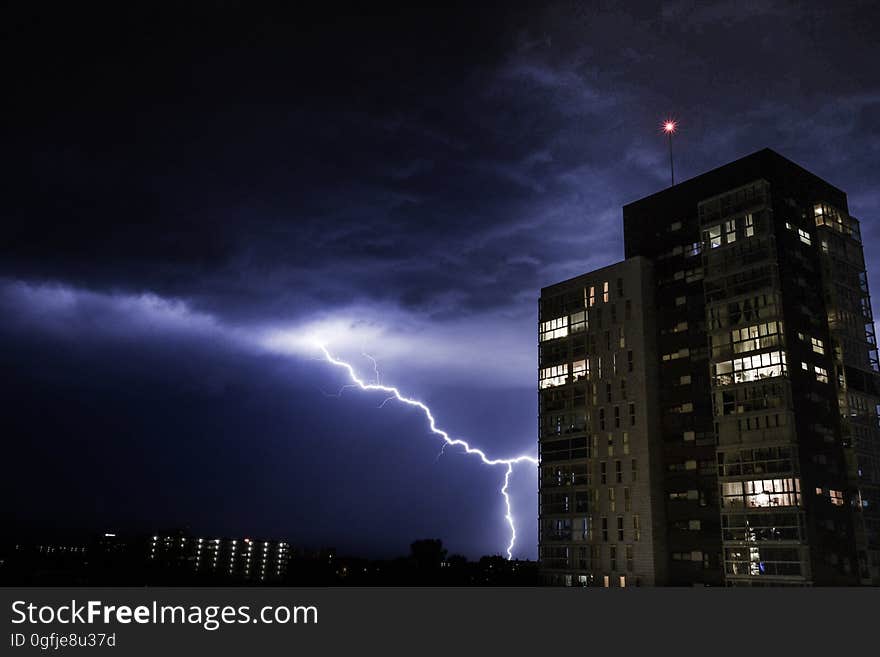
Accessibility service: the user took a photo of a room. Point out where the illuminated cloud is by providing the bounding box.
[1,278,537,389]
[0,279,225,342]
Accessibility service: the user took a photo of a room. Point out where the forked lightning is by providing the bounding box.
[317,343,537,559]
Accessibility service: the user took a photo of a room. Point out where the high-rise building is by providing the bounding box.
[538,148,880,586]
[539,259,666,586]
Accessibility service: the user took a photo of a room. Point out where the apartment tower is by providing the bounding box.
[538,148,880,586]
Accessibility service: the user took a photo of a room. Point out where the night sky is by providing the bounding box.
[2,2,879,559]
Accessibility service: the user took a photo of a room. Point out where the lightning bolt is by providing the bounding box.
[362,350,381,385]
[316,343,537,559]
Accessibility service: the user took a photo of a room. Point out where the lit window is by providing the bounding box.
[570,311,587,333]
[811,337,824,355]
[540,316,568,342]
[712,351,786,386]
[662,347,690,362]
[730,321,782,354]
[744,213,755,237]
[725,219,736,243]
[589,286,596,307]
[721,478,801,508]
[603,281,609,303]
[798,228,812,246]
[540,364,569,388]
[815,366,829,383]
[829,490,844,506]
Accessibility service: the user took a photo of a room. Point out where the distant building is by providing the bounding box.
[0,530,305,585]
[148,531,290,582]
[539,148,880,586]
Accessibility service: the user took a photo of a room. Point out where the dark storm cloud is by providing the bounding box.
[2,1,879,557]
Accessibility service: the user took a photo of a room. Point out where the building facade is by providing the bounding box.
[539,148,880,585]
[539,258,667,586]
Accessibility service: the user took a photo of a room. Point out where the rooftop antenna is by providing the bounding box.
[662,118,677,186]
